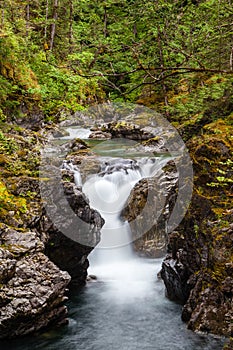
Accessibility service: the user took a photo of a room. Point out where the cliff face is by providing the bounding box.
[161,200,233,337]
[160,122,233,337]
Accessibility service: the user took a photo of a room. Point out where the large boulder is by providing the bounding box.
[39,176,104,286]
[100,121,155,140]
[0,224,71,339]
[122,160,178,257]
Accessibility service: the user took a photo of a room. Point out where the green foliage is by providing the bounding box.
[207,159,233,188]
[0,131,18,154]
[0,180,27,217]
[0,0,233,119]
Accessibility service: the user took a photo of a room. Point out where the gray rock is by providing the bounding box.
[39,178,104,286]
[88,131,112,139]
[122,161,178,257]
[0,231,71,339]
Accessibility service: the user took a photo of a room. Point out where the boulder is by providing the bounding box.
[39,177,104,286]
[122,161,178,257]
[88,131,112,139]
[100,121,155,140]
[0,225,70,339]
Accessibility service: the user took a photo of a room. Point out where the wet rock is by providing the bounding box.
[99,158,139,176]
[87,274,97,281]
[122,161,178,257]
[39,177,104,286]
[100,121,155,140]
[160,255,192,303]
[53,129,70,138]
[88,131,112,139]
[137,136,167,153]
[0,225,70,339]
[68,138,88,152]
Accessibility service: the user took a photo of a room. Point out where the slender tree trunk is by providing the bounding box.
[26,3,30,37]
[50,0,58,51]
[133,22,137,39]
[217,0,222,70]
[104,6,107,38]
[1,8,4,29]
[157,28,169,111]
[69,0,73,51]
[230,46,233,71]
[44,0,49,40]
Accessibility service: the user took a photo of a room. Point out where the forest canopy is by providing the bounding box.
[0,0,233,122]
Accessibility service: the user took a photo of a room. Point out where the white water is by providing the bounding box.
[82,158,162,252]
[81,157,169,300]
[60,127,92,140]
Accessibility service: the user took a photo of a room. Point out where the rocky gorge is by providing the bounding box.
[0,115,232,349]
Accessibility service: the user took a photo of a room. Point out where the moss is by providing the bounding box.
[142,136,161,146]
[0,180,27,218]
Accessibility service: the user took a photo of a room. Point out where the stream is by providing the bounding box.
[0,127,224,350]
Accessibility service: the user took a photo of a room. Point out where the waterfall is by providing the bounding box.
[77,157,169,288]
[82,162,141,265]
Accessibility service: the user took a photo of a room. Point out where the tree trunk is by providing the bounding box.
[104,6,107,38]
[50,0,58,51]
[69,0,73,51]
[0,0,4,29]
[44,0,49,40]
[230,46,233,71]
[133,22,137,39]
[157,28,169,111]
[26,3,30,37]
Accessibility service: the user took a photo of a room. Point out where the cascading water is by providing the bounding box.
[80,156,169,299]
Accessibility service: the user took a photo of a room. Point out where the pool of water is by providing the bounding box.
[0,259,224,350]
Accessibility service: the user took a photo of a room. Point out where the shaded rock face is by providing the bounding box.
[161,197,233,337]
[159,125,233,339]
[160,194,214,303]
[0,224,71,339]
[122,161,178,258]
[161,252,192,303]
[181,211,233,337]
[39,179,104,286]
